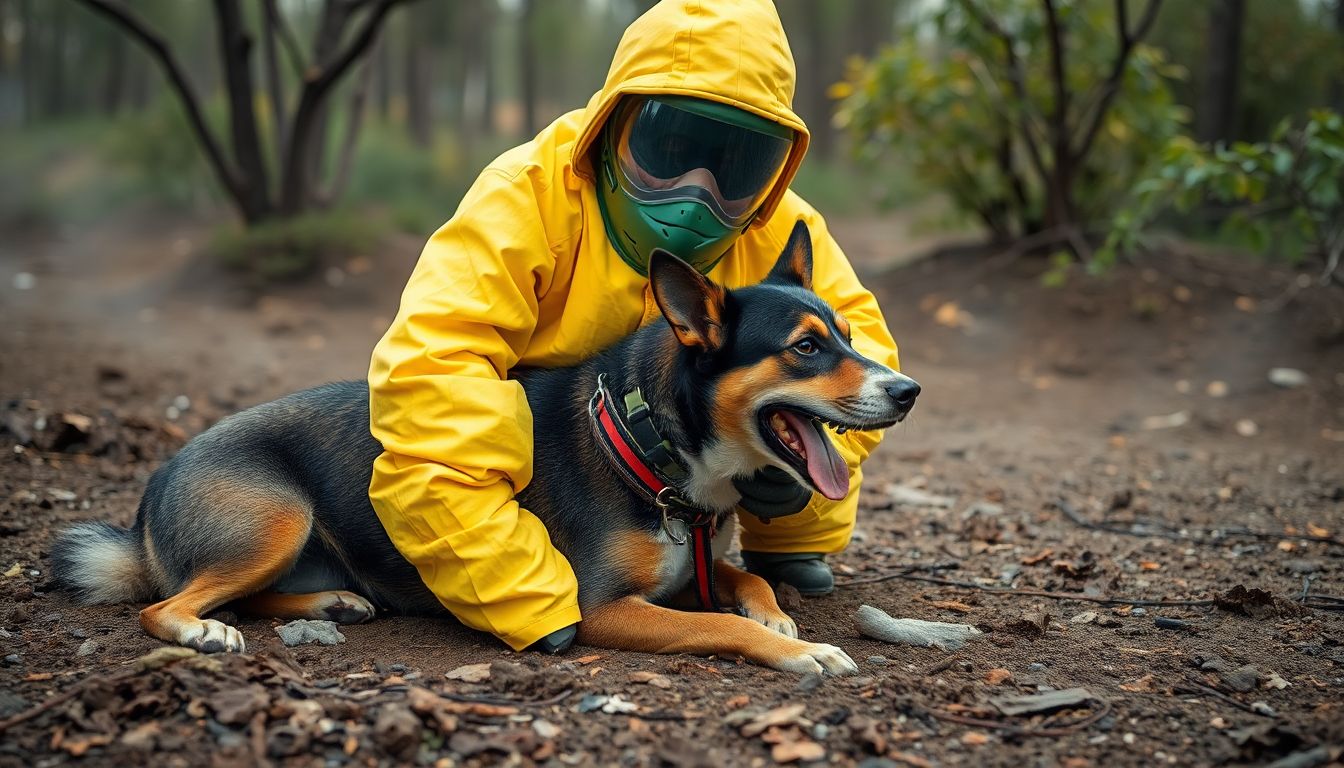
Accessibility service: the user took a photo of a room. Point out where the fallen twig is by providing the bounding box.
[1174,676,1272,717]
[1056,499,1344,550]
[443,688,575,708]
[927,698,1112,737]
[834,561,962,587]
[844,571,1216,608]
[0,668,140,733]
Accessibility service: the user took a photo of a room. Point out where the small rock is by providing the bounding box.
[855,605,981,650]
[796,672,823,692]
[275,619,345,646]
[1235,419,1259,437]
[444,662,492,683]
[1206,381,1229,397]
[775,582,805,613]
[1070,611,1098,625]
[1261,672,1290,690]
[1153,617,1191,631]
[628,671,672,689]
[1250,701,1276,717]
[866,655,888,666]
[68,628,88,639]
[1131,607,1147,616]
[533,718,560,739]
[1027,663,1047,672]
[75,638,98,657]
[1283,559,1323,575]
[1268,368,1308,388]
[811,723,830,740]
[12,273,36,290]
[1221,665,1259,693]
[0,690,29,718]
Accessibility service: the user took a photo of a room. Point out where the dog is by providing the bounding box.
[52,221,919,676]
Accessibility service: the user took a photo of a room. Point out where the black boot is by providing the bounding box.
[528,624,577,654]
[741,551,834,596]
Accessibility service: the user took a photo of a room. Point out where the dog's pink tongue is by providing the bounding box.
[779,410,849,501]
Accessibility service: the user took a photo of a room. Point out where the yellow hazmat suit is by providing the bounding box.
[368,0,901,649]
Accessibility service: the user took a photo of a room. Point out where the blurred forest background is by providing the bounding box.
[0,0,1342,282]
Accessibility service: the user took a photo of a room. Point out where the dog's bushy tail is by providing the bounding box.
[51,522,156,604]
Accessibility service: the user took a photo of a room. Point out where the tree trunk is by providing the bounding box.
[304,0,354,205]
[101,24,127,115]
[1196,0,1245,143]
[213,0,272,222]
[44,2,66,117]
[375,16,392,120]
[800,0,835,160]
[479,0,495,136]
[19,0,36,124]
[1329,0,1344,113]
[850,0,896,60]
[404,3,432,147]
[260,0,288,161]
[519,0,537,137]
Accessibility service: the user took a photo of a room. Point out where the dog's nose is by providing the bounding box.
[885,378,920,410]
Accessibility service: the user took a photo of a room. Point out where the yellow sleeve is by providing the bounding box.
[367,167,582,650]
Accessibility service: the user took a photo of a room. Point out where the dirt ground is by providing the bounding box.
[2,212,1342,767]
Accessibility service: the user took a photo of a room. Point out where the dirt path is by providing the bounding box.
[1,217,1342,766]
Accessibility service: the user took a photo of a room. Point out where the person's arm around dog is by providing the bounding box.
[367,170,581,653]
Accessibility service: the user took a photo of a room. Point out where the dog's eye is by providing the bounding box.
[792,338,819,356]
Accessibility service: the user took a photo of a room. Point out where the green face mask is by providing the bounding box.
[596,96,794,275]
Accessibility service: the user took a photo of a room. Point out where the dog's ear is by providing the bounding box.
[766,220,813,290]
[649,249,727,352]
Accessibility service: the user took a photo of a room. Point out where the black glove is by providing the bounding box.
[732,466,812,522]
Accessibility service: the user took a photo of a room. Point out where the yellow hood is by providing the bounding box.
[570,0,811,226]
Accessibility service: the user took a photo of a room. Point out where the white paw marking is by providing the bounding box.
[774,642,857,676]
[179,619,245,653]
[744,607,798,639]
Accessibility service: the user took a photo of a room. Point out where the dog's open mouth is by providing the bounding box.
[759,407,853,501]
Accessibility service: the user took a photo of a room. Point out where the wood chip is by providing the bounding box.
[574,654,602,665]
[990,687,1095,716]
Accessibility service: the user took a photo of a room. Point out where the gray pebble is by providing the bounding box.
[3,654,20,666]
[275,619,345,647]
[1221,665,1259,693]
[69,628,88,639]
[866,655,889,665]
[1154,616,1190,630]
[1027,662,1047,672]
[796,672,823,692]
[1250,701,1276,717]
[1130,607,1147,616]
[75,638,98,657]
[811,723,830,740]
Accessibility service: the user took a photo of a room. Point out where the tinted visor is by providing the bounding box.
[614,98,793,226]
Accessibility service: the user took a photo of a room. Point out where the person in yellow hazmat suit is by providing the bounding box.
[367,0,903,653]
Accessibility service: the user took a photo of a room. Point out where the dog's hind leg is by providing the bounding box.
[576,596,857,676]
[139,508,310,653]
[232,590,375,624]
[713,561,798,638]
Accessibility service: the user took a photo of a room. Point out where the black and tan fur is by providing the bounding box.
[52,221,919,676]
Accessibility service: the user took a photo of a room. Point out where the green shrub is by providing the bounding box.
[210,209,385,284]
[1104,109,1344,280]
[836,0,1187,246]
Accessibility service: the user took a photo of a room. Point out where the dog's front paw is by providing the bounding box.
[318,591,376,624]
[179,619,245,653]
[742,606,798,638]
[772,641,857,677]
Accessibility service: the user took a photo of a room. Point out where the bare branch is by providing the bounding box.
[259,0,288,157]
[70,0,245,209]
[1072,0,1164,162]
[280,0,413,213]
[957,0,1050,186]
[263,0,308,77]
[318,37,379,205]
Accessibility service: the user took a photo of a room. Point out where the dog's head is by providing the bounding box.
[650,221,919,502]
